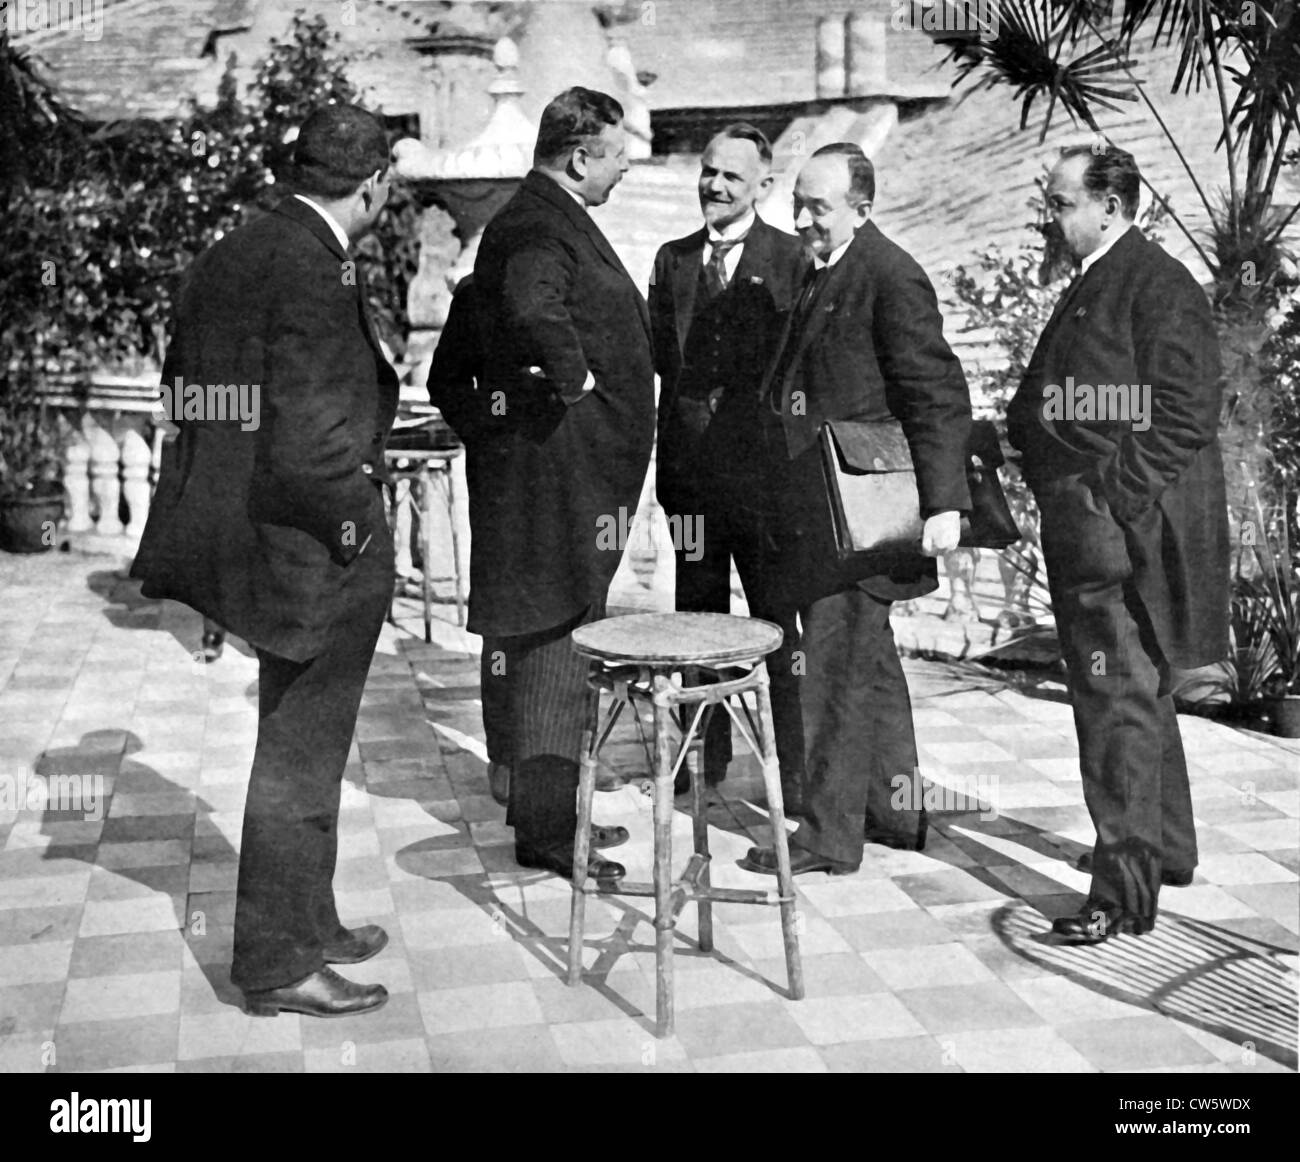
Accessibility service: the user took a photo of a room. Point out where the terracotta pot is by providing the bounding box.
[1267,694,1300,739]
[0,491,64,553]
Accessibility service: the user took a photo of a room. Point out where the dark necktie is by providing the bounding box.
[794,263,828,319]
[703,233,747,297]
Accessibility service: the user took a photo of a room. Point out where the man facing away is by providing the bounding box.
[454,87,656,881]
[1007,144,1229,943]
[742,144,972,876]
[649,123,807,806]
[132,105,398,1016]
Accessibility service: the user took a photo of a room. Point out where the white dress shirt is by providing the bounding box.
[703,209,756,283]
[1080,222,1133,276]
[813,235,854,271]
[293,194,350,251]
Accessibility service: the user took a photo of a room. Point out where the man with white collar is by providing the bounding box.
[133,105,398,1016]
[650,124,807,805]
[741,143,972,876]
[465,87,655,884]
[1007,144,1229,944]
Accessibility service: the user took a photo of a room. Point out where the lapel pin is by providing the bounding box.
[1074,307,1088,318]
[749,275,764,284]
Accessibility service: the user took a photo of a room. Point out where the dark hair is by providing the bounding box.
[1058,143,1141,218]
[811,142,875,206]
[713,122,773,165]
[533,86,624,168]
[289,104,389,199]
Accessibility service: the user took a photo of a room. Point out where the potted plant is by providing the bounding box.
[0,399,65,553]
[1238,484,1300,737]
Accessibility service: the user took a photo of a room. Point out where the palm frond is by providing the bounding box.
[937,1,1140,140]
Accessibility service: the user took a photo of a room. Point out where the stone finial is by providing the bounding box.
[392,35,534,181]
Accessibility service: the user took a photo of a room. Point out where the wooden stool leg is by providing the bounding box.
[652,675,677,1037]
[445,461,466,627]
[420,466,434,644]
[689,700,713,953]
[567,701,600,986]
[754,663,804,1001]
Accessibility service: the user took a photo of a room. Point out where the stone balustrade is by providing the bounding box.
[39,376,161,543]
[33,378,1050,657]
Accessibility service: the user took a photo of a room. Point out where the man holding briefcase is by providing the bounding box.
[741,144,972,876]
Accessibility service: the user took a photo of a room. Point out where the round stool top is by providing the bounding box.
[572,612,783,666]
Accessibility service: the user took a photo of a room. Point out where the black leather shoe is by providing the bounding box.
[488,761,511,807]
[201,629,224,663]
[1051,904,1155,945]
[516,843,625,882]
[864,815,928,852]
[322,924,388,965]
[738,845,858,876]
[1074,851,1194,887]
[590,824,628,850]
[245,967,388,1018]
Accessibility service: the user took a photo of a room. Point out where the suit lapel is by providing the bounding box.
[524,172,653,342]
[672,231,705,354]
[732,218,773,286]
[771,227,864,401]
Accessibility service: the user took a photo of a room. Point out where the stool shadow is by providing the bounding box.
[391,832,787,1033]
[990,899,1298,1070]
[30,728,243,1012]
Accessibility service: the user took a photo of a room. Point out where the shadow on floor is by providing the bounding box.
[993,900,1299,1070]
[32,728,243,1012]
[87,569,255,667]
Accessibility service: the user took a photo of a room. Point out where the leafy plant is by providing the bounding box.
[1239,481,1300,696]
[935,0,1300,308]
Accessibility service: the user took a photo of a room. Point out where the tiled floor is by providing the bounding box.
[0,548,1296,1073]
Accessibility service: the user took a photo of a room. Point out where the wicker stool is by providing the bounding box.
[567,612,804,1037]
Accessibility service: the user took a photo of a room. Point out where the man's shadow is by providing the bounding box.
[33,729,242,1009]
[88,569,255,666]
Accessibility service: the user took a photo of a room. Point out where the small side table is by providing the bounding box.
[567,612,805,1037]
[384,447,466,639]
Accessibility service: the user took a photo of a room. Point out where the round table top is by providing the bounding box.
[571,612,783,666]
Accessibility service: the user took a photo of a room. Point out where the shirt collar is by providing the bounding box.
[814,236,854,270]
[706,209,756,246]
[294,194,350,252]
[1080,222,1133,276]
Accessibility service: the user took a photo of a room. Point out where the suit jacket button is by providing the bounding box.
[361,463,374,476]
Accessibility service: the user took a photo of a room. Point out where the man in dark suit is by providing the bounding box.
[132,106,397,1016]
[442,87,655,881]
[741,143,972,876]
[649,123,807,805]
[1007,144,1229,943]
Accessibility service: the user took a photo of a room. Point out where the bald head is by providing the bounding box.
[792,147,874,259]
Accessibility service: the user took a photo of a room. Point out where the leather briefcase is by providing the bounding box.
[818,418,1020,562]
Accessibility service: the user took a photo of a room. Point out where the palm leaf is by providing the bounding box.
[937,1,1140,140]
